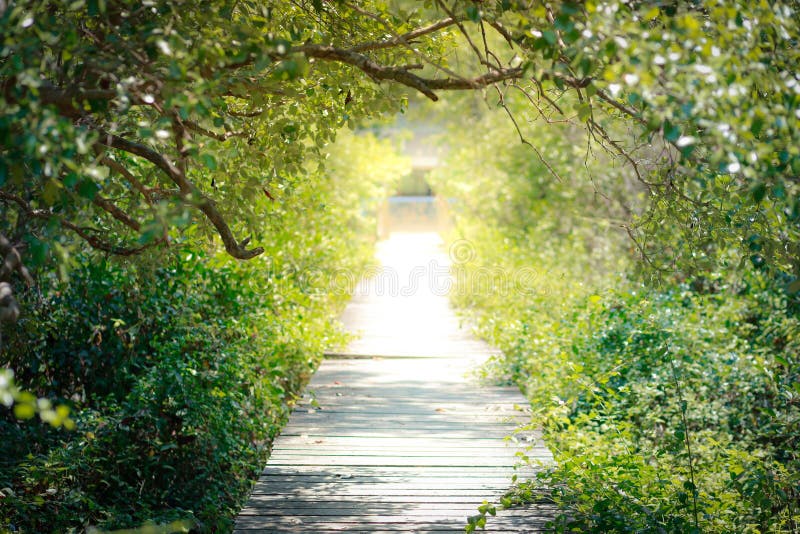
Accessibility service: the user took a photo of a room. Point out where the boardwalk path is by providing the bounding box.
[235,233,554,533]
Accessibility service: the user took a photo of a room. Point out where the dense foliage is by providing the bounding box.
[488,0,800,275]
[0,0,450,262]
[429,66,799,532]
[0,132,406,532]
[3,0,797,270]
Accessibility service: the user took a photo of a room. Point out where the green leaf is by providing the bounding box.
[63,172,78,188]
[202,154,218,170]
[578,58,593,77]
[750,254,765,268]
[14,403,35,420]
[575,103,592,122]
[787,279,800,294]
[663,121,680,142]
[750,117,764,137]
[77,179,100,200]
[751,182,767,203]
[42,179,61,205]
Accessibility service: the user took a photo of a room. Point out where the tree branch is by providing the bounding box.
[99,156,157,204]
[183,119,246,142]
[0,234,33,286]
[350,17,460,52]
[298,44,523,101]
[426,67,524,90]
[595,88,648,126]
[343,3,471,85]
[0,190,161,256]
[434,0,492,69]
[300,44,439,100]
[95,130,264,259]
[36,83,116,118]
[0,233,33,334]
[91,194,142,231]
[494,85,563,182]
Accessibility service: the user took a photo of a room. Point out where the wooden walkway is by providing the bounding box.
[235,233,554,533]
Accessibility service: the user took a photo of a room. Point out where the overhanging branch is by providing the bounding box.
[95,130,264,259]
[91,194,142,231]
[298,44,523,100]
[0,190,161,256]
[350,17,460,52]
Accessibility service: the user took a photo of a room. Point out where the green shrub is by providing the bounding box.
[0,130,406,532]
[430,81,799,533]
[451,230,799,531]
[0,254,331,531]
[520,281,799,532]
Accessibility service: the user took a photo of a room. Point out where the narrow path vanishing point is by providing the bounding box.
[235,233,555,533]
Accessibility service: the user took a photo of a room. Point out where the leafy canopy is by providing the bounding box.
[1,0,798,276]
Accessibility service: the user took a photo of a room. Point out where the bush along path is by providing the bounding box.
[0,131,407,532]
[235,233,555,533]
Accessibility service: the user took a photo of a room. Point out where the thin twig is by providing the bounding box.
[350,17,461,52]
[493,85,563,182]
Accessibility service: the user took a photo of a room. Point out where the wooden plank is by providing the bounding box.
[268,449,524,457]
[261,461,543,468]
[283,409,524,419]
[235,526,550,534]
[235,520,554,533]
[297,388,523,398]
[272,436,544,446]
[265,459,521,468]
[253,492,520,500]
[246,495,508,504]
[268,448,532,456]
[294,405,529,415]
[252,478,535,488]
[277,428,523,438]
[236,511,553,524]
[235,517,557,531]
[286,411,526,420]
[291,407,529,416]
[251,479,521,489]
[265,450,542,459]
[240,506,497,516]
[278,425,523,433]
[258,466,542,478]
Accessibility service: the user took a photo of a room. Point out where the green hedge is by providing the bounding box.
[0,130,406,532]
[448,226,799,532]
[0,253,339,532]
[428,84,799,533]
